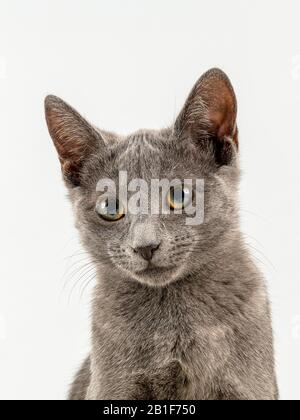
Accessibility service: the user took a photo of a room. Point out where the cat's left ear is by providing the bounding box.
[175,68,238,165]
[45,95,105,187]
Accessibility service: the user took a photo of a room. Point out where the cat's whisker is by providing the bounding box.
[67,265,97,304]
[243,234,276,271]
[239,208,266,222]
[62,260,96,293]
[79,273,97,300]
[63,250,91,261]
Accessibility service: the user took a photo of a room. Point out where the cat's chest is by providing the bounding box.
[102,299,197,367]
[129,303,227,375]
[132,312,230,399]
[150,316,229,370]
[100,289,231,374]
[151,314,195,361]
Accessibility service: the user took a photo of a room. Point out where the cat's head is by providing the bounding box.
[45,68,240,287]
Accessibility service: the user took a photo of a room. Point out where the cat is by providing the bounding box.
[45,68,278,400]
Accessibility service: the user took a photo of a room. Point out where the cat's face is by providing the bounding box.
[45,68,240,287]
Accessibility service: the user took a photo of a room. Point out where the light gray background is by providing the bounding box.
[0,0,299,400]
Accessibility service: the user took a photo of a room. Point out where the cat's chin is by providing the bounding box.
[132,265,179,287]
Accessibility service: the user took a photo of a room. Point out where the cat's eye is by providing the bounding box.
[96,197,125,221]
[167,185,192,210]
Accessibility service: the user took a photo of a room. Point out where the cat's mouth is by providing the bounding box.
[132,263,178,286]
[137,263,174,278]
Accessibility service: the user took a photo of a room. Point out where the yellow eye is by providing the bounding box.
[96,197,125,221]
[167,185,192,210]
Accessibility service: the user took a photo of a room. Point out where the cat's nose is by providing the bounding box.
[133,243,160,261]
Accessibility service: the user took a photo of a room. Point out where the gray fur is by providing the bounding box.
[45,68,278,400]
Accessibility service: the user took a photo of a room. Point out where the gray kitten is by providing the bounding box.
[45,68,278,400]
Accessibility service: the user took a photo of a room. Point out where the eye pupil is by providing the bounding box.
[168,185,191,210]
[96,197,124,221]
[171,187,185,203]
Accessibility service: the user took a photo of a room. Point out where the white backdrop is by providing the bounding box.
[0,0,299,400]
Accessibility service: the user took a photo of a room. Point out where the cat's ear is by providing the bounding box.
[175,68,238,165]
[45,95,104,186]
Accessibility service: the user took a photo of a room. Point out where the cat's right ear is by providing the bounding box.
[174,68,238,165]
[45,95,104,187]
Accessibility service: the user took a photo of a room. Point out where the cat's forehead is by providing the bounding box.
[101,128,211,182]
[113,129,169,179]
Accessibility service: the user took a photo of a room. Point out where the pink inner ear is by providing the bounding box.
[207,90,238,148]
[211,108,236,141]
[175,69,238,150]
